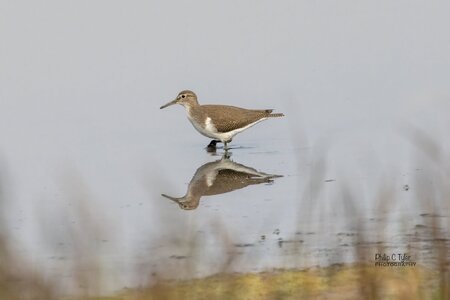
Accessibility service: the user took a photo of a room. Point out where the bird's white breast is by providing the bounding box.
[204,117,217,133]
[187,115,219,139]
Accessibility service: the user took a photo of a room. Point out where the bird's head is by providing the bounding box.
[161,193,199,210]
[160,90,198,109]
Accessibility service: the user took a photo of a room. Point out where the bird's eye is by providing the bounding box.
[181,95,186,98]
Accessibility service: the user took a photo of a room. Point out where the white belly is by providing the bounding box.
[188,116,218,139]
[188,115,267,142]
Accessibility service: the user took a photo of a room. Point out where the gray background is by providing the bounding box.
[1,0,449,294]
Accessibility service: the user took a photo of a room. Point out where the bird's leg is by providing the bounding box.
[223,139,232,151]
[206,140,220,152]
[207,140,219,147]
[223,151,231,159]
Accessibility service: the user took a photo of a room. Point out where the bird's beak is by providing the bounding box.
[160,98,178,109]
[162,194,191,210]
[161,194,181,203]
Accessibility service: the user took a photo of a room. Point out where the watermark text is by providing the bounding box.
[374,253,416,267]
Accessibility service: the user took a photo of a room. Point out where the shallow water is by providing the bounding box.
[1,100,449,294]
[1,1,450,295]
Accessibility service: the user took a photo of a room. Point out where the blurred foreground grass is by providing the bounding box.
[112,264,439,300]
[0,129,449,299]
[0,256,445,299]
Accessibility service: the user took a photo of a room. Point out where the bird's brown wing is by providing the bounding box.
[201,105,275,133]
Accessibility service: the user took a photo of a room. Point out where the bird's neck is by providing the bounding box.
[185,103,200,117]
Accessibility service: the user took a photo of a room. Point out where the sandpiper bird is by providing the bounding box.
[160,90,284,149]
[162,154,282,210]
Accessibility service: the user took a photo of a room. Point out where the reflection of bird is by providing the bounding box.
[160,90,284,150]
[162,155,282,210]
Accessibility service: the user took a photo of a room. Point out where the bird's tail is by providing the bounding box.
[262,109,284,118]
[268,112,285,118]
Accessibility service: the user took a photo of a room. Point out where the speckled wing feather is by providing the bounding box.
[204,169,273,195]
[201,105,284,133]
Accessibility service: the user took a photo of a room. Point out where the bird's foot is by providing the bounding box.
[222,151,232,159]
[206,140,221,152]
